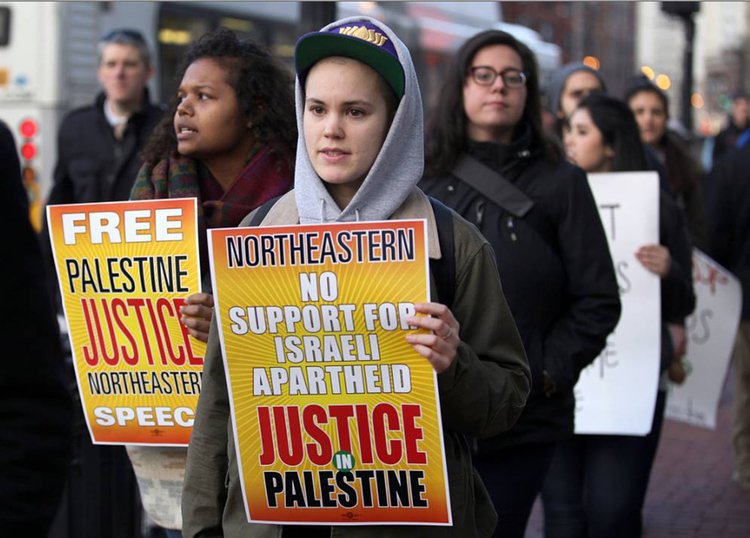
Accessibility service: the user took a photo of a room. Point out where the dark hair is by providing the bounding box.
[141,28,296,166]
[625,80,669,121]
[576,93,648,172]
[424,30,562,178]
[624,80,702,193]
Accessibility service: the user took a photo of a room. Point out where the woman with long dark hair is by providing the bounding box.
[420,30,622,538]
[626,80,706,250]
[542,93,695,538]
[128,28,296,537]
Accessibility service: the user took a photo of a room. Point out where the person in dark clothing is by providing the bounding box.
[544,62,607,141]
[712,91,749,166]
[47,30,163,205]
[705,141,750,491]
[626,80,707,251]
[182,17,530,538]
[42,29,163,538]
[420,30,621,538]
[543,93,696,538]
[0,121,73,537]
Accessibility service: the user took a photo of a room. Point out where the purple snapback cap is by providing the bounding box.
[295,21,405,99]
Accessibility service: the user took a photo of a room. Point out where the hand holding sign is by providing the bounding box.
[665,250,743,429]
[209,220,451,525]
[636,244,671,277]
[180,292,214,343]
[667,323,688,385]
[405,302,460,374]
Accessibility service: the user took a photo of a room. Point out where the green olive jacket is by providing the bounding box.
[182,189,531,538]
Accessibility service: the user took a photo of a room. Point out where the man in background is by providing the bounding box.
[43,28,163,538]
[706,140,750,492]
[46,28,162,205]
[712,91,750,165]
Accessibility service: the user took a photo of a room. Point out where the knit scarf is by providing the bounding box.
[131,146,293,275]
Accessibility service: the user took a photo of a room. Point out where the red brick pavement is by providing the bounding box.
[525,373,750,537]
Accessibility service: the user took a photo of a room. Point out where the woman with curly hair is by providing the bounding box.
[128,27,296,537]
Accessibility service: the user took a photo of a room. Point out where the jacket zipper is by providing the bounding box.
[507,216,517,241]
[475,200,485,226]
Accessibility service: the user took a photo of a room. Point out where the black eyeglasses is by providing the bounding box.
[469,66,527,89]
[100,28,147,44]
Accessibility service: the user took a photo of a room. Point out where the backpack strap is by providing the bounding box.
[452,154,534,217]
[248,195,283,227]
[428,196,456,309]
[452,154,560,259]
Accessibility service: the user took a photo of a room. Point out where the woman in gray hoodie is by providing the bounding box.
[181,16,530,538]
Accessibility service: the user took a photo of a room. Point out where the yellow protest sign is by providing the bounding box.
[47,198,205,445]
[209,220,451,525]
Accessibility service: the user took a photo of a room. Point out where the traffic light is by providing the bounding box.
[660,2,701,18]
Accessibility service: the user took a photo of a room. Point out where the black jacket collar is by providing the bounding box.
[466,121,538,180]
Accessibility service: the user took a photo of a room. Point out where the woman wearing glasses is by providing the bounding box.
[420,30,622,538]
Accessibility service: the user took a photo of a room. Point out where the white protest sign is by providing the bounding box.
[574,172,661,435]
[665,250,742,429]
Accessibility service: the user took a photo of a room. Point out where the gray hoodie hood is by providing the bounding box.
[293,16,424,224]
[545,62,607,116]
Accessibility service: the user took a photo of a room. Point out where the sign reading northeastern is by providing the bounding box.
[209,220,451,526]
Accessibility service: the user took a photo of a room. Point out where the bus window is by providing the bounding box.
[0,7,10,46]
[157,3,297,102]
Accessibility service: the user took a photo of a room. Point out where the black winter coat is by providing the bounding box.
[712,120,747,165]
[47,91,163,204]
[41,91,163,311]
[0,122,72,536]
[706,142,750,319]
[658,191,697,371]
[420,127,621,448]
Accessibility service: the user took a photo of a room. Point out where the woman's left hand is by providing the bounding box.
[635,244,672,278]
[180,292,214,343]
[405,302,460,374]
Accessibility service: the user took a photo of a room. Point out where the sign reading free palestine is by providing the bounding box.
[47,198,205,446]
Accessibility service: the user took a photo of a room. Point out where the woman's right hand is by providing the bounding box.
[180,292,214,343]
[635,244,672,278]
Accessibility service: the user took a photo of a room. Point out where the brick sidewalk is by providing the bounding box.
[525,373,750,537]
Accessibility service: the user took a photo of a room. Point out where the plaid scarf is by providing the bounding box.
[131,146,293,274]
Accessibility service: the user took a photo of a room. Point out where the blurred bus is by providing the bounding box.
[0,1,559,229]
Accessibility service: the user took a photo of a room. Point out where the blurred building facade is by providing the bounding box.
[637,2,750,136]
[695,2,750,135]
[500,1,637,98]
